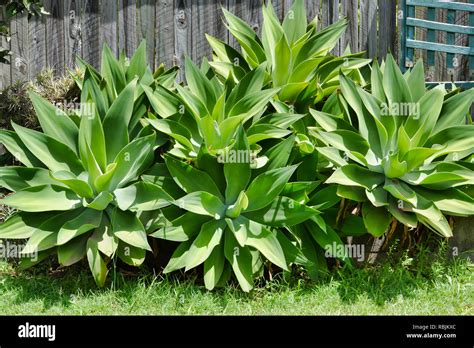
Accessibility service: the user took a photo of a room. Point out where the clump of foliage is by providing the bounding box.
[0,0,472,292]
[310,55,474,238]
[0,68,79,131]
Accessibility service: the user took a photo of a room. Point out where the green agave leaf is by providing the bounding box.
[264,135,295,170]
[185,57,216,114]
[86,235,108,287]
[205,34,249,71]
[173,191,226,220]
[50,171,94,199]
[245,164,298,212]
[412,187,474,216]
[28,91,78,153]
[382,53,412,104]
[101,43,126,97]
[337,185,367,202]
[247,124,291,145]
[117,240,146,266]
[244,221,288,271]
[164,240,193,273]
[341,215,367,237]
[0,212,55,239]
[110,208,151,251]
[434,88,474,132]
[0,130,45,168]
[84,191,114,211]
[12,123,84,174]
[282,0,307,44]
[21,210,82,254]
[126,40,147,81]
[362,203,392,237]
[227,88,279,118]
[165,155,224,200]
[185,219,226,271]
[78,106,107,172]
[406,59,425,102]
[305,220,349,262]
[114,182,172,211]
[102,78,138,162]
[273,33,292,87]
[143,84,181,118]
[107,133,156,190]
[224,229,254,292]
[146,118,194,151]
[204,243,226,290]
[57,208,103,245]
[58,234,88,266]
[224,126,251,204]
[244,196,319,227]
[0,167,58,192]
[1,185,81,212]
[326,165,385,190]
[150,212,210,242]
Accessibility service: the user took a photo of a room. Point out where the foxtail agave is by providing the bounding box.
[0,43,172,286]
[310,54,474,237]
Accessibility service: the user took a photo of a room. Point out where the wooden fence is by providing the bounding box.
[0,0,402,89]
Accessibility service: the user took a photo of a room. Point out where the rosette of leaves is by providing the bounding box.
[150,127,321,291]
[143,57,303,160]
[0,76,171,287]
[73,41,178,140]
[206,0,370,107]
[310,54,474,238]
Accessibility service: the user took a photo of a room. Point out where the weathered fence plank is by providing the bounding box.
[118,0,138,59]
[137,0,156,70]
[9,14,29,82]
[192,0,227,66]
[155,0,175,69]
[65,0,82,69]
[82,0,100,69]
[44,0,65,74]
[100,0,119,58]
[1,0,471,91]
[174,0,192,82]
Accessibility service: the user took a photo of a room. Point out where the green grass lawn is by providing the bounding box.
[0,251,472,315]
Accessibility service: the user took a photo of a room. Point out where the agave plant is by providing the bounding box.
[143,57,303,160]
[74,41,178,139]
[310,54,474,238]
[150,127,321,291]
[0,45,173,286]
[206,0,370,108]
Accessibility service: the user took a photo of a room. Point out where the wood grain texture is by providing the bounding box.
[343,0,358,54]
[82,0,100,68]
[137,0,155,70]
[378,0,397,61]
[360,0,377,58]
[118,0,138,59]
[0,8,11,89]
[100,0,119,58]
[44,0,65,74]
[10,14,29,82]
[155,0,175,68]
[65,0,82,69]
[174,0,192,82]
[192,0,227,65]
[28,10,47,78]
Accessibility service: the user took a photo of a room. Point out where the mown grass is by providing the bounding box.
[0,246,472,315]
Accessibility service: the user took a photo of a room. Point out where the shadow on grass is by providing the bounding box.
[0,251,469,312]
